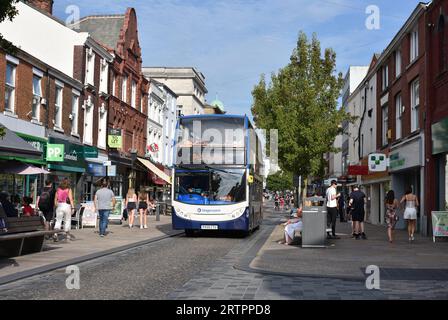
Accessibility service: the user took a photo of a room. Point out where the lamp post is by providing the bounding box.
[130,149,138,190]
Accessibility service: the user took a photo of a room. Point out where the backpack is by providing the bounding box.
[38,188,52,212]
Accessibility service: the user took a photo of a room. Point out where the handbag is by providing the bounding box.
[394,214,399,222]
[122,208,128,221]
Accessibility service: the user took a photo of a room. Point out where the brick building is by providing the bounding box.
[425,0,448,227]
[71,8,150,195]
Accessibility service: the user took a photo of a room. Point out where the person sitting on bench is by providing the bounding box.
[278,206,303,245]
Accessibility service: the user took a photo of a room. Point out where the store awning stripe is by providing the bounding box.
[137,157,171,184]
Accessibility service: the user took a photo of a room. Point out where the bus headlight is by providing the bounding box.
[174,207,189,219]
[232,207,246,218]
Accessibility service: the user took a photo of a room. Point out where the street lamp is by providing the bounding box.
[130,149,138,189]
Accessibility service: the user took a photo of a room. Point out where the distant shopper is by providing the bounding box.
[401,187,419,242]
[37,180,55,230]
[325,180,340,239]
[0,202,8,232]
[94,179,116,237]
[349,185,367,240]
[279,196,285,211]
[278,207,303,245]
[138,190,149,229]
[125,188,137,228]
[274,194,280,211]
[385,190,399,243]
[54,178,75,240]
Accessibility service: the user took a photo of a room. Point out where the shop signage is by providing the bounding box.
[431,211,448,242]
[46,144,64,162]
[348,165,369,176]
[389,138,422,172]
[389,153,405,170]
[108,128,122,149]
[110,197,123,221]
[83,145,98,158]
[368,153,387,172]
[16,133,46,153]
[107,165,117,177]
[432,118,448,155]
[47,137,87,168]
[86,163,106,177]
[148,143,159,153]
[81,202,97,228]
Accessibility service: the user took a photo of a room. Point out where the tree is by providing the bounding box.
[0,0,19,139]
[266,171,293,192]
[252,32,354,199]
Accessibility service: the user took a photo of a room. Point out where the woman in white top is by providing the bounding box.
[278,207,303,245]
[400,187,419,242]
[125,188,137,228]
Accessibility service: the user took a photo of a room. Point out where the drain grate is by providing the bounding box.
[362,268,448,280]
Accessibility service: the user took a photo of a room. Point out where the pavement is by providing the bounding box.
[0,214,181,285]
[250,210,448,280]
[169,203,448,300]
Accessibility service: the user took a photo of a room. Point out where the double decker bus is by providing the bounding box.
[171,114,263,236]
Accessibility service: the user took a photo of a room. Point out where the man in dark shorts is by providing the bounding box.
[349,186,367,240]
[37,180,56,231]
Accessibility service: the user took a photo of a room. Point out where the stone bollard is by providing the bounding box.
[156,203,160,221]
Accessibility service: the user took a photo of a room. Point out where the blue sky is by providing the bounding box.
[53,0,421,115]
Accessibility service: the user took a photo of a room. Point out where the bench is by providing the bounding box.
[0,216,63,257]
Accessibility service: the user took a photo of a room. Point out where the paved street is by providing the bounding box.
[1,203,448,300]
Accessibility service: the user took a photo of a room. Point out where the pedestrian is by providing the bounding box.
[278,206,303,245]
[325,180,340,239]
[37,180,55,231]
[0,202,8,232]
[138,189,149,229]
[279,196,285,211]
[338,193,346,222]
[400,187,419,242]
[385,190,399,243]
[21,196,35,216]
[0,191,18,217]
[274,194,279,211]
[54,178,75,241]
[94,178,116,237]
[125,188,137,228]
[349,185,367,240]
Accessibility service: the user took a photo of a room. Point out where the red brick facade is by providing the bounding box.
[425,0,448,220]
[376,12,427,151]
[0,49,83,135]
[107,8,149,158]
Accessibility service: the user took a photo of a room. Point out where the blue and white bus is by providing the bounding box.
[171,114,263,236]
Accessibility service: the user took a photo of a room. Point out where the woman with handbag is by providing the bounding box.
[385,190,399,243]
[54,178,75,241]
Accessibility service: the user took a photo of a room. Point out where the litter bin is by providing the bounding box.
[302,206,327,248]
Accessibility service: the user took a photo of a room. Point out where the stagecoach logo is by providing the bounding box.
[197,208,221,213]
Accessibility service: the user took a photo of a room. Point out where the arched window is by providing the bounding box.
[438,13,446,71]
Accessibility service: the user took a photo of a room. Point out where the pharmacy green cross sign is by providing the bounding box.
[46,144,65,162]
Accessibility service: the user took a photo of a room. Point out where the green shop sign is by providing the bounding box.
[389,153,405,170]
[46,144,65,162]
[47,137,87,171]
[108,128,122,149]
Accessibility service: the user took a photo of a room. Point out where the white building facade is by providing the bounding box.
[142,67,207,116]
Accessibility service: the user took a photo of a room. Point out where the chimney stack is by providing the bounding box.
[26,0,54,15]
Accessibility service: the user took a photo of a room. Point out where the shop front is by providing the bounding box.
[389,134,425,234]
[46,137,87,207]
[432,118,448,212]
[0,124,45,204]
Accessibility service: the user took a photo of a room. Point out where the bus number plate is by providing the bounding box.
[201,225,218,230]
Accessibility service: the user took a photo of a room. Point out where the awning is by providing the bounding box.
[0,160,49,175]
[0,123,42,160]
[137,157,171,185]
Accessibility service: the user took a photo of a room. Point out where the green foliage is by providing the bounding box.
[266,171,293,192]
[252,31,354,178]
[0,0,19,54]
[0,127,5,138]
